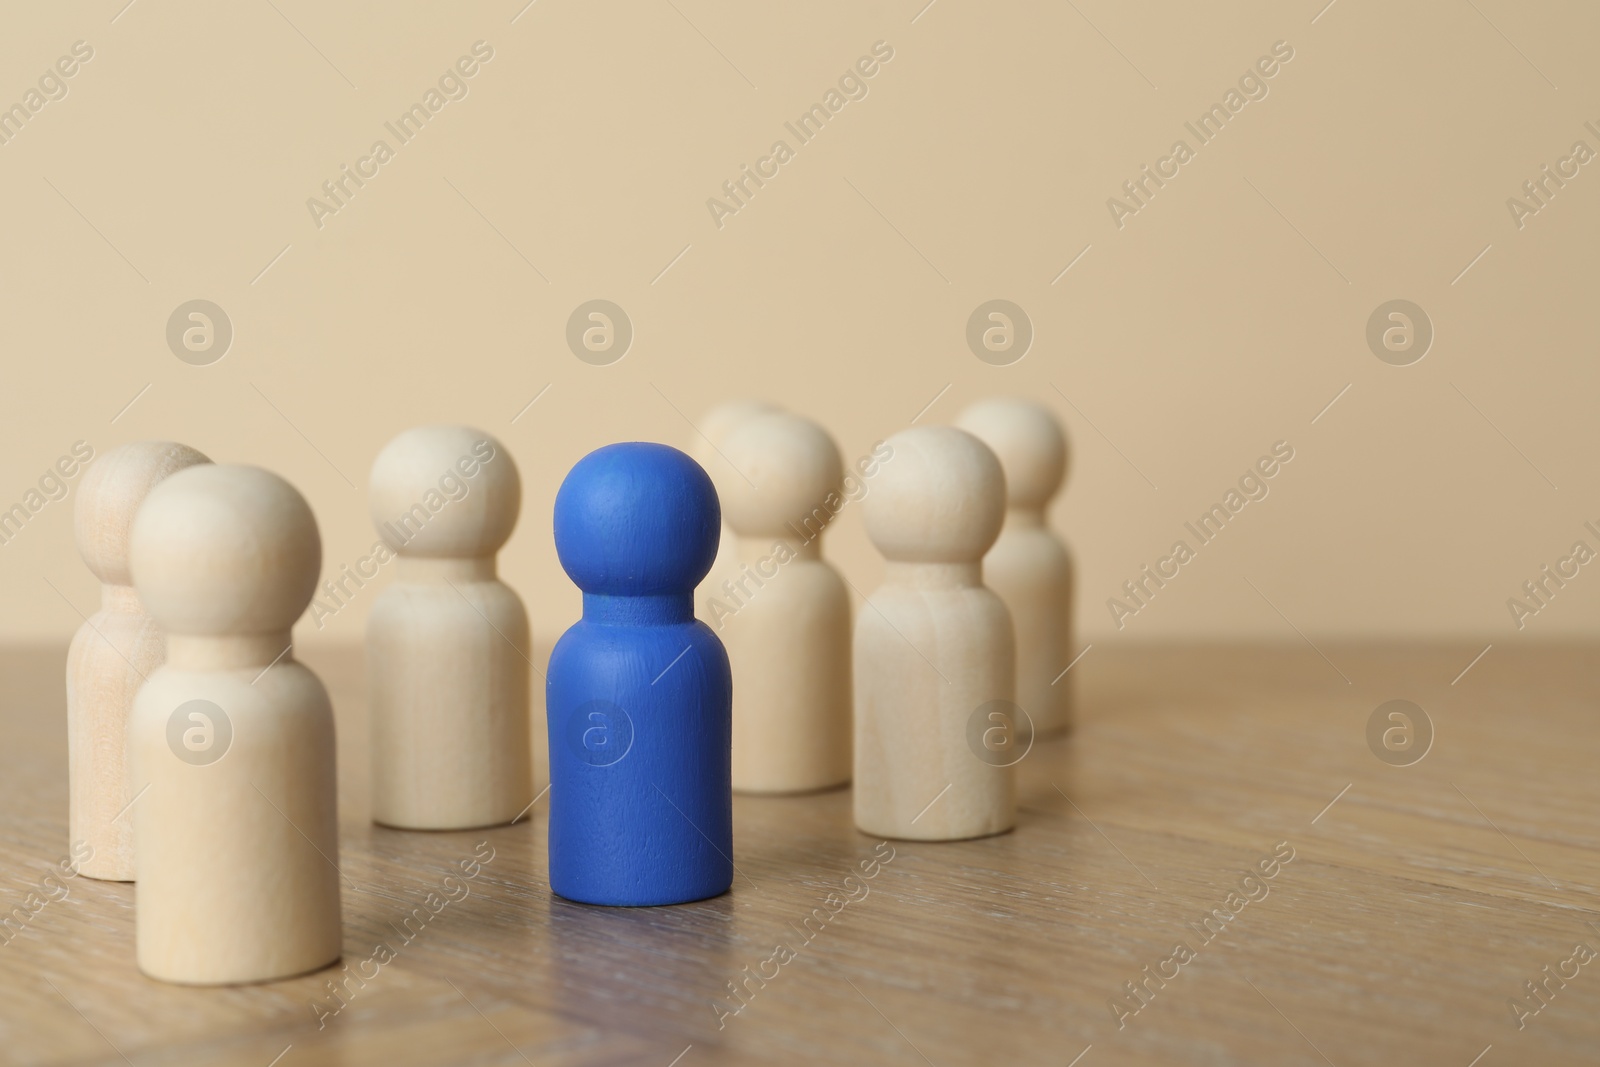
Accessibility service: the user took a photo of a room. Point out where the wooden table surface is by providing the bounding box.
[3,642,1598,1066]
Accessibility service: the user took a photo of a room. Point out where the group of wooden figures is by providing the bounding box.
[64,398,1074,985]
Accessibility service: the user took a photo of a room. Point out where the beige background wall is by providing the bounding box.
[1,0,1595,651]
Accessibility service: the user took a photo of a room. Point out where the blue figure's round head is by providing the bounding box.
[554,442,721,595]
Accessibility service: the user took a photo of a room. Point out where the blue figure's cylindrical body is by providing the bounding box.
[547,442,733,906]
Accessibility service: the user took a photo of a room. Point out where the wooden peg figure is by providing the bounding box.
[128,465,340,984]
[690,400,778,600]
[367,426,532,830]
[67,441,211,881]
[548,442,732,906]
[854,426,1016,842]
[955,399,1075,736]
[709,411,851,793]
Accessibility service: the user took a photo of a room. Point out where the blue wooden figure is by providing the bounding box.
[547,442,733,906]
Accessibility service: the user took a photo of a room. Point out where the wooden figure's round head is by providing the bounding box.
[130,465,321,636]
[954,399,1067,510]
[717,411,843,540]
[368,426,520,558]
[554,442,719,596]
[863,427,1005,564]
[689,401,779,483]
[74,441,211,587]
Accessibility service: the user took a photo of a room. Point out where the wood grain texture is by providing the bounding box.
[5,642,1600,1065]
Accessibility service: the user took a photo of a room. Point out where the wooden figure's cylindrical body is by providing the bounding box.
[853,565,1016,840]
[128,464,341,985]
[722,541,851,793]
[129,643,341,984]
[547,595,732,905]
[984,519,1073,736]
[367,561,532,829]
[67,440,210,880]
[853,426,1018,841]
[66,589,164,881]
[366,427,533,830]
[548,442,732,906]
